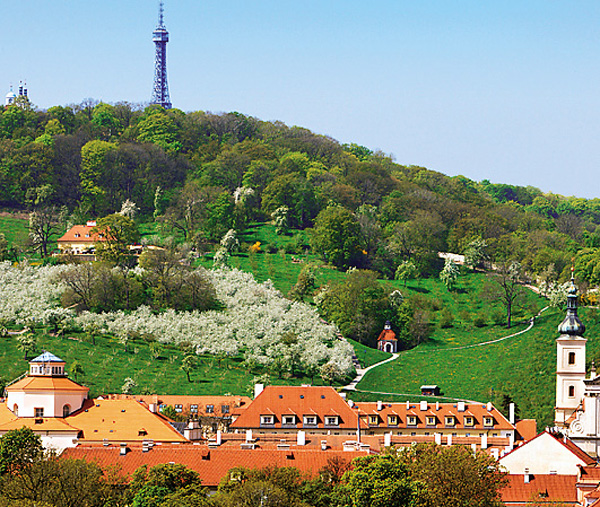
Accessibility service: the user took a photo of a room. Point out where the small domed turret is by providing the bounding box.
[558,276,585,336]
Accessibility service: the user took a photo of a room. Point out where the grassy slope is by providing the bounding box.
[0,217,583,427]
[1,331,333,398]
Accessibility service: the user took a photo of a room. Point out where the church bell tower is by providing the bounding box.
[555,275,587,428]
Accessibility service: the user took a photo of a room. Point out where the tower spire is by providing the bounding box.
[151,0,172,109]
[558,270,585,336]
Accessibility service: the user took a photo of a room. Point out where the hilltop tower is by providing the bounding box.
[151,1,172,109]
[555,274,587,428]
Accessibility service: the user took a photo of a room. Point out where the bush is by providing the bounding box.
[438,308,454,329]
[473,315,487,328]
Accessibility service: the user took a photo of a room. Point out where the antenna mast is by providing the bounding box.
[151,0,172,109]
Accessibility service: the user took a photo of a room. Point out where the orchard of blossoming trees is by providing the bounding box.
[0,262,355,379]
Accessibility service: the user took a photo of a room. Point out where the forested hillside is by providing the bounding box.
[3,99,599,283]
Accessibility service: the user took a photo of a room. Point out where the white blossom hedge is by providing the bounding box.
[0,262,354,377]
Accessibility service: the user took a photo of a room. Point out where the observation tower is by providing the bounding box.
[151,1,172,109]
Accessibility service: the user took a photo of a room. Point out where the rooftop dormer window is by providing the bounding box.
[260,414,274,426]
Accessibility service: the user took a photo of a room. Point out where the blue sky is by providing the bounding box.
[3,1,600,198]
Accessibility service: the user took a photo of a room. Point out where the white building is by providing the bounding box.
[5,351,89,419]
[554,277,600,456]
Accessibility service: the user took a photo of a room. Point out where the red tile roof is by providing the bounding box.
[231,386,363,431]
[66,399,188,443]
[6,376,89,393]
[354,401,514,431]
[57,225,105,244]
[101,394,251,418]
[61,445,368,487]
[377,328,397,342]
[515,419,537,441]
[501,474,578,505]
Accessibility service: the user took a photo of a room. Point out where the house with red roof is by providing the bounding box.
[56,221,105,255]
[501,473,579,506]
[499,431,595,476]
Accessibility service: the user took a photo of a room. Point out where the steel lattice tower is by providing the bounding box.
[151,1,172,109]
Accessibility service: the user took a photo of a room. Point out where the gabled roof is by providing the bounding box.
[500,431,595,466]
[354,401,514,431]
[231,386,363,430]
[30,351,64,363]
[515,419,537,441]
[6,376,89,393]
[501,474,578,505]
[61,445,368,487]
[0,417,80,434]
[66,399,187,443]
[57,225,105,244]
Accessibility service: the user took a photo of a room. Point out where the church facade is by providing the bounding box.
[555,277,600,456]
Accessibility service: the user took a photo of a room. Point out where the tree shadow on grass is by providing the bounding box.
[408,286,430,294]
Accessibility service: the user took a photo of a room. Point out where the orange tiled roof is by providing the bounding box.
[61,444,368,487]
[0,417,80,433]
[57,225,105,244]
[101,394,252,418]
[377,328,397,342]
[6,376,89,393]
[66,399,188,443]
[354,401,514,431]
[579,465,600,481]
[231,386,364,430]
[0,402,17,425]
[501,474,578,504]
[515,419,537,441]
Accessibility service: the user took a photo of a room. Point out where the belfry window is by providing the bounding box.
[568,352,576,365]
[568,385,575,397]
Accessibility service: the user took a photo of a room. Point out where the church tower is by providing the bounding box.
[555,275,587,428]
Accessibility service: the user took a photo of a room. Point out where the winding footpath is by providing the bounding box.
[342,305,549,397]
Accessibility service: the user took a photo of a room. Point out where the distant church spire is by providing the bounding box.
[558,269,585,336]
[151,0,172,109]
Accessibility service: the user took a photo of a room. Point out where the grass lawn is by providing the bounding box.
[354,305,600,428]
[346,338,391,368]
[0,330,339,398]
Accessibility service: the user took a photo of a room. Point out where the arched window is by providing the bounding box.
[568,386,575,397]
[13,404,18,416]
[568,352,576,365]
[63,404,71,417]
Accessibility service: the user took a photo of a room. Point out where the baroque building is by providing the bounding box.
[555,275,600,456]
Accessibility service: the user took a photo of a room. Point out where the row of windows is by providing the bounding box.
[168,404,230,414]
[260,415,339,426]
[365,414,494,427]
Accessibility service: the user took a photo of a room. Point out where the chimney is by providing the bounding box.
[457,401,465,412]
[436,401,440,411]
[254,384,264,399]
[524,468,531,483]
[348,399,355,408]
[119,443,128,456]
[321,440,328,451]
[406,400,410,409]
[297,430,306,446]
[420,401,428,411]
[384,432,392,447]
[149,403,157,413]
[481,434,488,449]
[216,430,222,446]
[486,402,492,412]
[509,403,515,424]
[377,400,383,411]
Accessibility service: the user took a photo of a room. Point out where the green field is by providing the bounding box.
[354,305,600,428]
[0,330,336,399]
[0,215,579,428]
